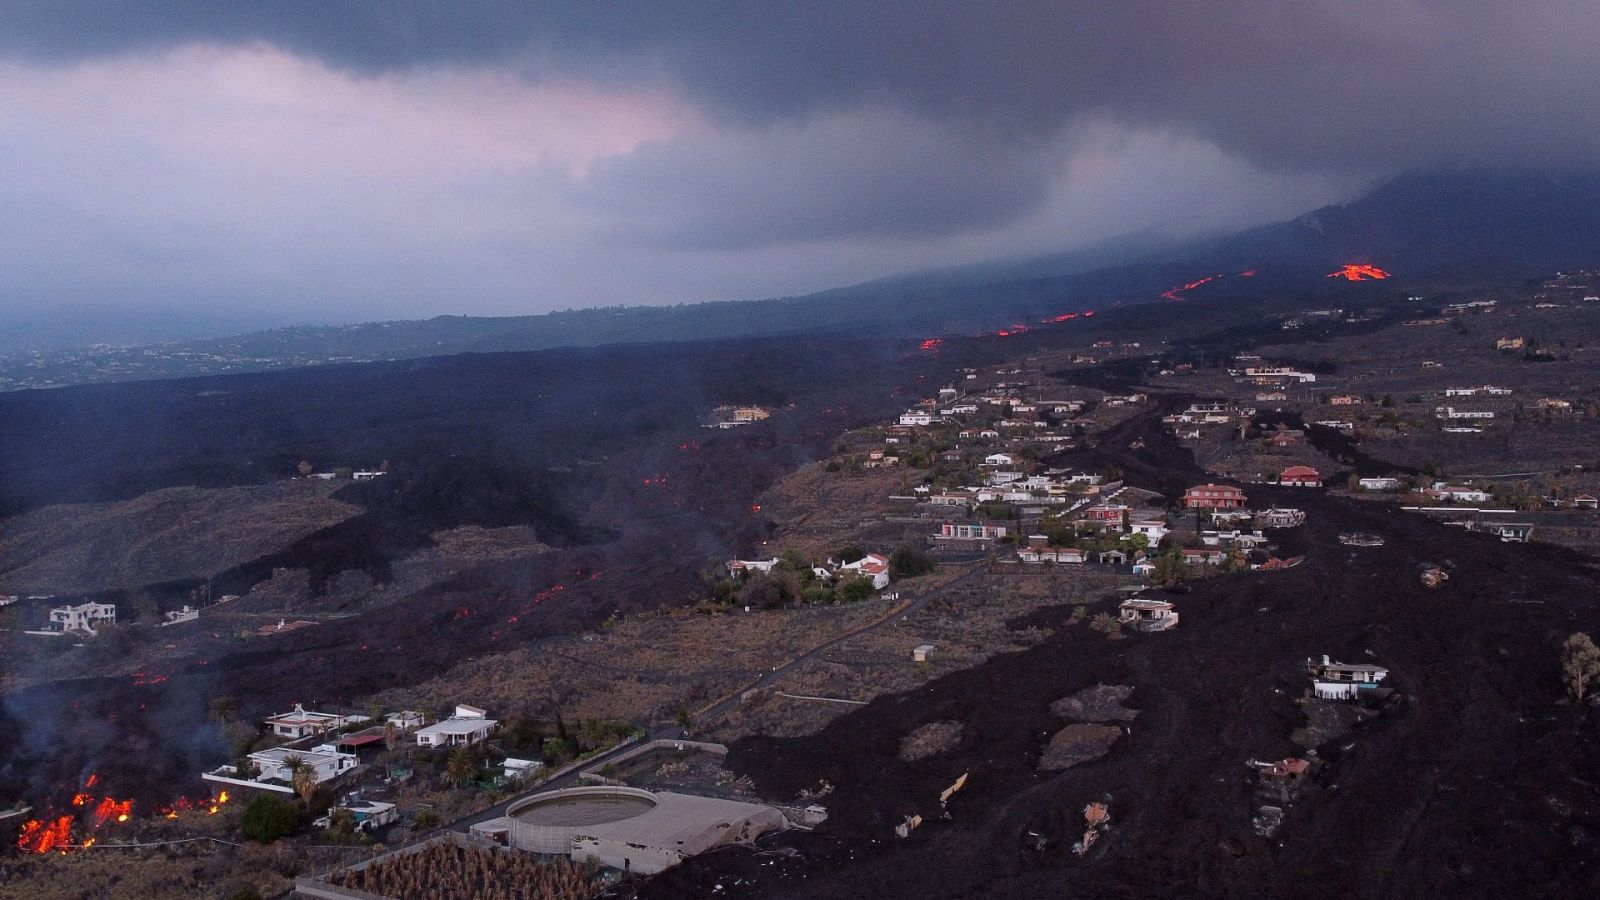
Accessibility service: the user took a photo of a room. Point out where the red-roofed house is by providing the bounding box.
[1183,484,1247,509]
[1279,466,1322,488]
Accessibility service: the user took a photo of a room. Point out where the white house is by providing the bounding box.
[386,710,426,730]
[1119,599,1179,632]
[502,757,545,781]
[264,704,362,740]
[1129,520,1169,544]
[839,553,891,590]
[49,602,116,635]
[1305,656,1388,700]
[1357,477,1404,491]
[315,799,398,832]
[898,411,937,426]
[1429,485,1491,504]
[726,558,780,577]
[248,745,358,784]
[416,705,497,748]
[1435,406,1495,420]
[983,453,1015,467]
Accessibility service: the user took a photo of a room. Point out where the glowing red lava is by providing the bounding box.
[16,816,73,853]
[1160,275,1218,302]
[1327,264,1390,281]
[918,338,944,351]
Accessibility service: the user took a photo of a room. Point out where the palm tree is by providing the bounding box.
[292,769,318,807]
[446,747,476,787]
[281,754,316,806]
[208,696,236,724]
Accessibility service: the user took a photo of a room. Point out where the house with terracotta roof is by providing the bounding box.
[839,552,891,589]
[1183,484,1247,509]
[1278,466,1322,488]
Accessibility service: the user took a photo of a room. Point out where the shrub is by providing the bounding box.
[1089,612,1122,639]
[837,576,874,603]
[240,794,300,843]
[889,548,937,579]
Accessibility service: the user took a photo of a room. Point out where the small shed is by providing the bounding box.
[913,644,936,663]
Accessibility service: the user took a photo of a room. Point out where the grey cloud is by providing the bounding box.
[4,2,1600,173]
[575,113,1065,250]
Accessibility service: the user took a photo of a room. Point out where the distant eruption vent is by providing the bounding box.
[1327,264,1390,281]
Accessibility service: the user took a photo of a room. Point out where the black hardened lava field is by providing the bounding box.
[640,404,1600,899]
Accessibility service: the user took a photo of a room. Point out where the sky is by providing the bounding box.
[3,1,1599,344]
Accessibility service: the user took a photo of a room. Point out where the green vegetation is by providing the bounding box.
[889,547,936,579]
[240,794,300,843]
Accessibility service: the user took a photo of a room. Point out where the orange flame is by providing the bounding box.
[1327,264,1390,281]
[16,816,74,853]
[918,338,943,351]
[90,797,132,827]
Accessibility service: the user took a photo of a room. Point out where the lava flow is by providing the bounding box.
[158,789,230,819]
[16,816,73,853]
[16,774,147,853]
[1160,275,1218,302]
[994,323,1029,337]
[918,338,944,351]
[1327,263,1390,281]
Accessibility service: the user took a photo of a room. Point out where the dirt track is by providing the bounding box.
[641,405,1600,899]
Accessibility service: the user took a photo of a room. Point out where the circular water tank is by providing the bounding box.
[506,786,658,854]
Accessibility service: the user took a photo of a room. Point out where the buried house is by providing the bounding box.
[1118,598,1179,632]
[1305,655,1389,700]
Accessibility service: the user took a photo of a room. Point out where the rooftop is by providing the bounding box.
[417,717,498,736]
